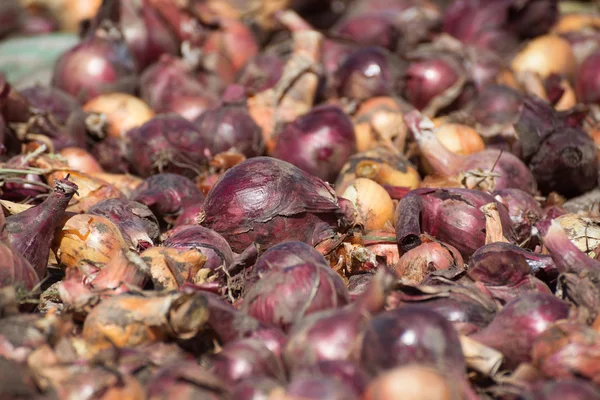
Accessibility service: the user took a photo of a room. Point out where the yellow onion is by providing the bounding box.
[352,97,407,152]
[141,247,208,290]
[82,93,155,138]
[511,35,577,81]
[91,172,144,198]
[556,214,600,258]
[58,147,104,174]
[52,214,127,269]
[552,14,600,34]
[342,178,395,231]
[363,365,454,400]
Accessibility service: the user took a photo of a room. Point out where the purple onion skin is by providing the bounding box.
[395,188,515,260]
[237,54,284,95]
[506,0,558,39]
[295,360,370,397]
[285,375,359,400]
[146,361,228,399]
[131,173,204,220]
[140,55,220,121]
[2,155,46,201]
[91,136,131,174]
[201,157,352,253]
[5,178,78,278]
[231,377,282,400]
[360,306,466,376]
[194,93,264,158]
[577,50,600,105]
[332,13,401,51]
[530,379,600,400]
[253,241,329,277]
[88,198,159,251]
[493,188,542,243]
[472,84,523,128]
[470,293,570,368]
[272,105,356,183]
[125,114,209,178]
[515,96,597,197]
[162,225,234,271]
[174,203,204,226]
[542,220,600,275]
[335,47,392,102]
[210,338,286,385]
[52,22,137,103]
[20,85,85,128]
[243,261,349,331]
[0,242,39,291]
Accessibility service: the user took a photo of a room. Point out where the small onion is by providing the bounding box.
[82,92,154,138]
[510,35,577,80]
[341,178,394,231]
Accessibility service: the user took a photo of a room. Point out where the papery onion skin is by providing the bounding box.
[341,178,394,231]
[243,261,349,331]
[360,306,465,376]
[5,178,78,278]
[272,104,356,183]
[335,47,392,102]
[236,54,284,94]
[493,188,542,243]
[0,242,39,291]
[201,157,355,253]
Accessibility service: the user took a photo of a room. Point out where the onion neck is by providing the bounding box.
[404,110,466,176]
[543,220,600,275]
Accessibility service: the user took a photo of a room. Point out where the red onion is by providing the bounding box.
[284,374,359,400]
[406,110,536,193]
[146,361,229,399]
[210,338,286,385]
[140,55,221,121]
[576,49,600,104]
[529,379,600,400]
[395,188,515,259]
[0,242,39,291]
[469,292,570,368]
[5,178,78,278]
[52,21,137,103]
[242,261,349,331]
[162,225,234,272]
[335,47,393,102]
[471,84,523,130]
[283,268,394,370]
[201,157,356,253]
[395,241,463,284]
[236,54,285,95]
[231,377,282,400]
[91,136,131,174]
[360,306,466,376]
[194,85,264,158]
[272,104,357,182]
[88,198,159,251]
[493,188,542,243]
[514,96,597,196]
[542,219,600,276]
[331,13,401,51]
[294,360,370,397]
[252,241,330,279]
[131,173,204,222]
[125,114,209,178]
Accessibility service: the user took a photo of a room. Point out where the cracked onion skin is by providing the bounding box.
[201,157,355,253]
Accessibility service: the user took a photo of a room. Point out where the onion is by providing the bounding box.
[471,84,523,131]
[131,173,204,223]
[125,114,209,178]
[395,188,515,259]
[90,136,131,174]
[360,306,465,376]
[5,178,78,277]
[576,49,600,104]
[294,360,370,397]
[52,21,137,103]
[469,292,570,368]
[283,374,360,400]
[92,172,143,198]
[194,85,264,158]
[82,92,154,138]
[514,96,597,196]
[395,241,463,284]
[237,54,285,95]
[351,97,407,153]
[363,365,455,400]
[88,198,159,251]
[52,214,128,269]
[210,338,286,385]
[232,377,282,399]
[201,18,259,84]
[272,104,357,182]
[510,35,577,81]
[201,157,356,253]
[335,47,393,102]
[82,248,149,293]
[341,178,394,231]
[0,242,39,291]
[332,13,401,51]
[406,110,536,194]
[140,55,221,121]
[529,379,600,400]
[145,361,228,399]
[142,246,208,290]
[58,147,104,174]
[493,188,543,243]
[162,225,234,272]
[242,260,349,331]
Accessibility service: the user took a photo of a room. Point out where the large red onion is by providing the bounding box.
[201,157,356,253]
[242,260,349,331]
[125,114,209,178]
[335,47,393,102]
[395,188,515,259]
[469,292,570,368]
[236,54,285,95]
[5,178,78,278]
[194,85,264,158]
[52,21,137,103]
[360,306,466,376]
[272,105,357,182]
[140,55,221,121]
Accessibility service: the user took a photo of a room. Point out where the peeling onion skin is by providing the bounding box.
[201,157,355,253]
[0,242,39,291]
